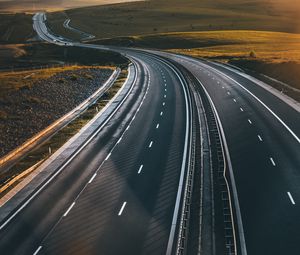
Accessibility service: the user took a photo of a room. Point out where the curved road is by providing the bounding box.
[0,12,299,255]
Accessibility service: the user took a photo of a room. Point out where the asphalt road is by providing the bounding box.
[0,49,192,255]
[1,11,300,255]
[162,53,300,255]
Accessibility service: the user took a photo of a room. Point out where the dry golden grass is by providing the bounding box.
[166,31,300,63]
[0,44,26,58]
[0,68,128,194]
[103,30,300,63]
[48,0,300,42]
[0,65,114,97]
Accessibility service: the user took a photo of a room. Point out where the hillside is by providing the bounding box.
[0,0,143,13]
[47,0,300,41]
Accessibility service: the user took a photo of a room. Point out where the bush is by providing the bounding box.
[249,50,257,58]
[70,74,79,81]
[83,73,93,80]
[58,78,66,83]
[26,96,41,104]
[19,84,32,91]
[0,110,7,120]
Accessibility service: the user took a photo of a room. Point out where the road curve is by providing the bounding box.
[1,11,300,255]
[161,52,300,255]
[0,15,194,255]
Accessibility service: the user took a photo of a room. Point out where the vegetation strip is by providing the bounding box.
[0,67,119,171]
[0,68,128,197]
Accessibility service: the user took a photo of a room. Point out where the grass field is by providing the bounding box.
[0,68,128,192]
[0,42,128,70]
[92,29,300,99]
[92,30,300,63]
[0,13,34,44]
[0,65,113,98]
[47,0,300,41]
[0,0,143,13]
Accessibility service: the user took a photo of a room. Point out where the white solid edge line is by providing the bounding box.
[33,246,42,255]
[63,202,75,217]
[287,192,296,205]
[138,165,143,174]
[118,202,127,216]
[197,78,247,255]
[148,141,153,148]
[206,64,300,144]
[270,157,276,166]
[88,173,97,184]
[0,61,138,230]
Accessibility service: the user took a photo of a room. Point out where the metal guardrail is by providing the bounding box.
[0,68,120,174]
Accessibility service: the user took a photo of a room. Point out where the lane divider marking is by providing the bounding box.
[63,202,75,217]
[33,246,42,255]
[149,141,153,148]
[270,157,276,166]
[105,153,111,161]
[88,173,97,184]
[138,165,143,174]
[287,192,296,205]
[118,202,127,216]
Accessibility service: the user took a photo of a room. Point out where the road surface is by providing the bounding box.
[0,12,300,255]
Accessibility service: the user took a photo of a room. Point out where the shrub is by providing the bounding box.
[58,78,66,83]
[84,73,93,80]
[0,110,7,120]
[26,96,41,104]
[249,50,257,58]
[70,74,79,81]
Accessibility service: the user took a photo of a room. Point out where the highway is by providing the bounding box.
[0,11,299,255]
[0,15,194,255]
[162,53,300,255]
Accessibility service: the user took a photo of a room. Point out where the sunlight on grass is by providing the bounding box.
[158,31,300,63]
[0,65,114,97]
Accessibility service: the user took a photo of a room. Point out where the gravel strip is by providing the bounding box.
[0,67,113,157]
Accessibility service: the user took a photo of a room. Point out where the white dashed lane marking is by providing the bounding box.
[287,192,296,205]
[63,202,75,217]
[138,165,143,174]
[118,202,127,216]
[270,157,276,166]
